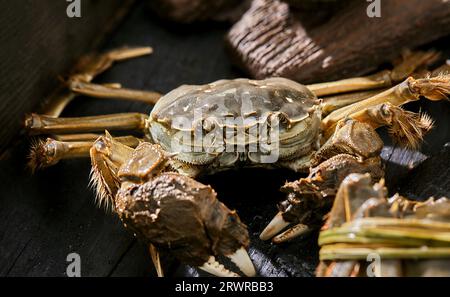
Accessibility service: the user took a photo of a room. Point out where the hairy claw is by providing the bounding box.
[28,135,141,172]
[28,138,57,172]
[386,108,434,149]
[408,74,450,101]
[358,103,434,149]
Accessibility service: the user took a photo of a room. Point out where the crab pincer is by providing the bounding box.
[261,73,450,243]
[89,134,256,277]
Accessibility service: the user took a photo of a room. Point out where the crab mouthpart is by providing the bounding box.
[198,256,240,277]
[259,211,290,241]
[226,247,256,277]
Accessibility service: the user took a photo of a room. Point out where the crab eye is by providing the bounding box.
[381,104,391,117]
[228,215,237,223]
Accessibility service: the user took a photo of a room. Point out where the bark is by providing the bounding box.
[226,0,450,84]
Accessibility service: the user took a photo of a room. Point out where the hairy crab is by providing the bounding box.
[25,47,450,276]
[317,173,450,277]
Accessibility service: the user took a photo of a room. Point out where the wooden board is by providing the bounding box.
[0,0,132,155]
[0,2,449,277]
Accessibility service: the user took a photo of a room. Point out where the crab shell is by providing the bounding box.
[148,78,322,172]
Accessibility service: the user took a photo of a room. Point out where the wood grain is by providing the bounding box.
[226,0,450,83]
[0,0,132,155]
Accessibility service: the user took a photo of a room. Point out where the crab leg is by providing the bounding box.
[321,74,450,140]
[307,50,440,97]
[70,46,153,84]
[349,103,434,149]
[54,133,107,142]
[41,82,128,118]
[320,89,385,116]
[25,113,148,135]
[307,72,394,97]
[67,80,161,105]
[226,247,256,277]
[41,46,159,117]
[319,59,450,116]
[28,135,141,171]
[41,88,78,118]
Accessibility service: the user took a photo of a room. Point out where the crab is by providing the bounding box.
[316,173,450,277]
[25,46,450,277]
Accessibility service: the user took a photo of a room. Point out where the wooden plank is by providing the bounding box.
[0,152,136,276]
[399,144,450,199]
[0,0,132,155]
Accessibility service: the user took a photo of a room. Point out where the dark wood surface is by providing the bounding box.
[0,3,449,277]
[0,0,131,155]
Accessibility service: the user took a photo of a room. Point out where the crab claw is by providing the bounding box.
[259,179,321,243]
[260,211,310,243]
[261,142,385,243]
[110,143,256,276]
[226,247,256,277]
[259,212,290,241]
[199,256,240,277]
[272,222,309,244]
[198,246,255,277]
[198,247,255,277]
